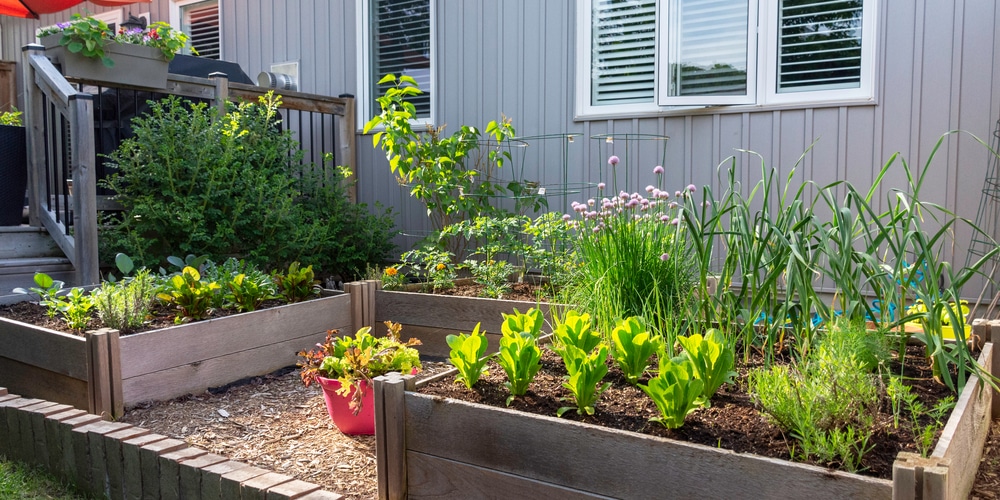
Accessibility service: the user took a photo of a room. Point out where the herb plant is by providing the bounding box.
[640,356,704,429]
[497,330,542,405]
[465,259,516,299]
[92,268,156,334]
[446,323,491,389]
[156,266,222,324]
[556,343,611,417]
[610,316,662,385]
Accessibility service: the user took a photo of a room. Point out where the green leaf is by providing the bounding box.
[377,73,397,85]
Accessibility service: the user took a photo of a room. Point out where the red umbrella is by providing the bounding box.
[0,0,149,19]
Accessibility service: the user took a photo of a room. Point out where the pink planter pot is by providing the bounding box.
[316,376,375,435]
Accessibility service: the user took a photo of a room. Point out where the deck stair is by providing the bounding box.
[0,226,76,304]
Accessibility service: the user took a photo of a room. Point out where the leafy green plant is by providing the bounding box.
[298,321,421,413]
[102,93,396,279]
[500,307,544,339]
[556,343,611,417]
[272,262,319,303]
[380,265,408,291]
[401,246,456,292]
[551,309,601,354]
[497,330,542,405]
[39,14,190,67]
[0,108,22,126]
[13,272,65,318]
[891,381,956,457]
[156,266,222,324]
[92,268,156,334]
[226,273,275,312]
[53,287,95,331]
[674,329,736,407]
[640,356,704,429]
[610,316,662,385]
[465,259,516,298]
[446,322,491,389]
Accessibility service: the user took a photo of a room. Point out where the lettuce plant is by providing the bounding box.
[640,356,704,429]
[556,343,611,417]
[446,323,491,389]
[610,316,662,384]
[674,328,736,406]
[500,307,544,339]
[497,330,542,405]
[156,266,222,324]
[273,262,319,303]
[551,309,601,355]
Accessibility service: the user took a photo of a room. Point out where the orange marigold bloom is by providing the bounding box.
[385,267,398,276]
[436,263,446,271]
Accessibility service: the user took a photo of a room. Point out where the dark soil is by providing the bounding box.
[0,298,291,337]
[972,420,1000,498]
[430,281,553,302]
[420,344,955,479]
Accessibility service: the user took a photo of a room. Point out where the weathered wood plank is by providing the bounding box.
[118,294,351,378]
[86,329,112,418]
[0,357,88,410]
[403,394,891,499]
[406,451,614,500]
[120,329,345,404]
[892,452,921,500]
[68,92,98,285]
[374,290,553,333]
[228,82,349,115]
[930,342,993,500]
[0,318,88,379]
[393,324,499,360]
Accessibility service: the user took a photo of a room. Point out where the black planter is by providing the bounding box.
[0,124,27,226]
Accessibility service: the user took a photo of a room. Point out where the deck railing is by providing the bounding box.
[21,44,356,286]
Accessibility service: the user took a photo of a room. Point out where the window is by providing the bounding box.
[358,0,434,125]
[577,0,876,116]
[170,0,220,60]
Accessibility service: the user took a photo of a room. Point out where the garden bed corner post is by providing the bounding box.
[374,372,413,500]
[85,328,123,419]
[345,280,379,334]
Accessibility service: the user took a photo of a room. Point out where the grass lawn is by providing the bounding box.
[0,456,91,499]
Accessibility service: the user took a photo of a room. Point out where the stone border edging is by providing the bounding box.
[0,387,344,499]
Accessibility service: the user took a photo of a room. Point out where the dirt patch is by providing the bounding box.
[972,420,1000,498]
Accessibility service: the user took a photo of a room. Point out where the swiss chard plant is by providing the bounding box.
[225,273,275,312]
[446,322,492,389]
[272,262,319,303]
[54,287,95,331]
[497,330,542,405]
[556,343,611,417]
[156,266,222,324]
[640,356,704,429]
[674,328,736,406]
[610,316,663,385]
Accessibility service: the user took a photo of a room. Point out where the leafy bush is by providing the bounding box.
[102,93,396,280]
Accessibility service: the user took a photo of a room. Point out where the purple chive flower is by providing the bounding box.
[645,185,655,193]
[658,191,669,199]
[704,200,712,207]
[675,191,682,197]
[587,198,595,207]
[660,253,670,261]
[598,182,606,190]
[608,155,620,166]
[562,214,571,221]
[670,218,680,226]
[625,199,639,209]
[687,184,697,192]
[653,165,664,175]
[620,191,629,200]
[669,202,679,209]
[652,188,661,198]
[660,215,670,222]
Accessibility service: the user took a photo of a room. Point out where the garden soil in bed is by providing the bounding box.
[419,345,954,480]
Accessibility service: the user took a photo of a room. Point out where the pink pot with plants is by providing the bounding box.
[316,377,375,435]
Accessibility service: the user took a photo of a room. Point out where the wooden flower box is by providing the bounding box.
[42,35,169,89]
[370,321,1000,500]
[0,291,352,418]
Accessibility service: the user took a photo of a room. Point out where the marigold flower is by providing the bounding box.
[436,263,446,271]
[385,267,398,276]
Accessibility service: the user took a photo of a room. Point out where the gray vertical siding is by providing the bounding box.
[3,0,1000,293]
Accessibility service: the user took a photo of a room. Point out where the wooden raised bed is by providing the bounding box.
[372,331,998,500]
[0,291,352,418]
[344,280,556,359]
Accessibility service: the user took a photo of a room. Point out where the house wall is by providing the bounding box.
[3,0,1000,296]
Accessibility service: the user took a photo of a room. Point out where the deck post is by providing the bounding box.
[374,372,411,500]
[67,92,98,285]
[210,72,229,117]
[22,44,45,227]
[337,93,357,203]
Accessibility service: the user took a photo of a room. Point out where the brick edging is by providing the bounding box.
[0,387,344,499]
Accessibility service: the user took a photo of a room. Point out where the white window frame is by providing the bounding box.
[169,0,221,58]
[576,0,878,118]
[357,0,437,130]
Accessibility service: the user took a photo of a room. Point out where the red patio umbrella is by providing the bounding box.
[0,0,148,19]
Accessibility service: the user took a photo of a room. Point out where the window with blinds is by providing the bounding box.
[777,0,863,92]
[370,0,431,118]
[666,0,750,98]
[181,0,220,60]
[591,0,657,106]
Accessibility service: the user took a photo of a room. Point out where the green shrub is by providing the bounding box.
[101,93,396,280]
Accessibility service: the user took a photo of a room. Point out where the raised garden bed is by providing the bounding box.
[371,326,999,500]
[0,291,351,418]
